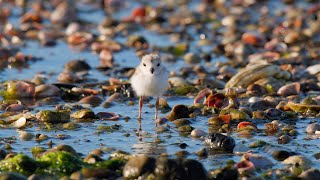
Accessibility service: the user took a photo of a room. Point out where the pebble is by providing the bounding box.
[190,129,207,138]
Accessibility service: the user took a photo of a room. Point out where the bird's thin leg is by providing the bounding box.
[155,97,159,127]
[137,96,143,133]
[138,96,143,119]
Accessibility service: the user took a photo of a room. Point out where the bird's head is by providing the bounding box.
[140,54,162,75]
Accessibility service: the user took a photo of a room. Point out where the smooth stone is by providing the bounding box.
[178,125,194,133]
[184,52,201,64]
[242,153,273,169]
[306,64,320,75]
[84,154,104,164]
[248,96,262,103]
[122,155,155,179]
[153,157,183,179]
[36,110,70,124]
[277,82,300,96]
[179,159,207,180]
[191,129,207,138]
[71,109,96,119]
[53,144,78,157]
[278,134,291,144]
[246,84,267,96]
[306,123,320,134]
[166,105,190,121]
[35,134,48,141]
[35,84,60,98]
[250,100,274,111]
[299,169,320,180]
[172,119,191,127]
[82,168,114,179]
[265,108,284,120]
[272,150,294,161]
[78,95,103,107]
[64,59,91,72]
[196,148,208,158]
[175,150,190,158]
[168,77,189,87]
[209,166,239,180]
[283,155,313,170]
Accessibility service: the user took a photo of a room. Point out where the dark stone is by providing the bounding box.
[300,82,320,92]
[250,100,274,111]
[210,166,239,180]
[246,84,267,96]
[82,168,115,179]
[265,108,284,120]
[272,150,295,161]
[177,125,194,133]
[55,144,79,157]
[0,149,7,160]
[179,143,188,149]
[154,157,185,180]
[313,152,320,160]
[277,135,291,144]
[196,148,208,159]
[166,105,191,121]
[123,155,208,180]
[122,155,155,179]
[172,119,191,127]
[205,133,235,152]
[36,110,70,124]
[64,59,91,72]
[299,168,320,180]
[84,154,104,163]
[175,150,190,158]
[71,109,96,119]
[180,159,207,180]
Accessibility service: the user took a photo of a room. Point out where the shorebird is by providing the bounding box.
[130,54,169,132]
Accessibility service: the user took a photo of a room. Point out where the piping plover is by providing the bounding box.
[130,54,169,132]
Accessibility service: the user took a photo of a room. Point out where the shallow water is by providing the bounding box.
[0,0,320,174]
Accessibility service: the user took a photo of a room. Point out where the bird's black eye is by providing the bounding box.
[143,63,146,66]
[157,63,160,66]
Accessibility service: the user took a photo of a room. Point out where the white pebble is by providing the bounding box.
[191,129,207,137]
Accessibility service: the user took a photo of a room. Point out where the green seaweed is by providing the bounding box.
[31,146,46,158]
[178,125,194,132]
[220,108,249,121]
[172,43,188,56]
[0,82,18,99]
[71,109,96,119]
[37,151,83,176]
[0,154,38,176]
[94,158,126,170]
[248,140,267,148]
[37,110,70,124]
[173,85,196,96]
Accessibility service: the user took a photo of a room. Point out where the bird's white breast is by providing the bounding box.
[130,68,169,97]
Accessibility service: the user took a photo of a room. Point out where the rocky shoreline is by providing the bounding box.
[0,0,320,179]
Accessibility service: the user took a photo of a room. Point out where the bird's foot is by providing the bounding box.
[136,129,141,136]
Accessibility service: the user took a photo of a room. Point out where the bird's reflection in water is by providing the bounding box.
[132,138,167,156]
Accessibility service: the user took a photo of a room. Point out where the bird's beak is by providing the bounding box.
[150,67,154,74]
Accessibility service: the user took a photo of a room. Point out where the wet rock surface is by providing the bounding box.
[205,133,235,153]
[123,155,207,180]
[0,0,319,179]
[166,104,191,121]
[123,155,155,179]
